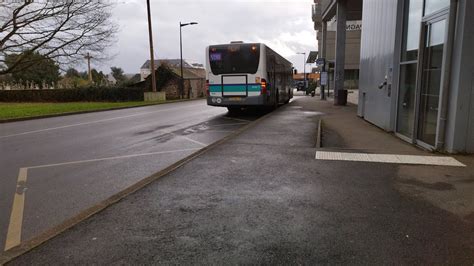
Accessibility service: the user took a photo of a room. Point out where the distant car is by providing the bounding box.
[296,82,305,91]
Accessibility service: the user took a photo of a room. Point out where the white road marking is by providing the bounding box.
[0,104,202,139]
[315,151,466,167]
[2,107,246,250]
[178,136,207,147]
[2,106,244,250]
[4,147,201,251]
[155,120,248,147]
[28,148,200,169]
[156,128,208,147]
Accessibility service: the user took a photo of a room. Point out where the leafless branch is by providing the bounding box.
[0,1,118,75]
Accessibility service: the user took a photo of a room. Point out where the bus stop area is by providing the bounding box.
[6,95,474,264]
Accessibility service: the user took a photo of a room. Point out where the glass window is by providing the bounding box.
[397,63,418,137]
[401,0,423,62]
[424,0,450,16]
[209,44,260,75]
[428,19,446,46]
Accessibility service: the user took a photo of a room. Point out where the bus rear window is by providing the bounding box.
[209,44,260,75]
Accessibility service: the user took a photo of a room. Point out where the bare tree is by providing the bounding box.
[0,1,118,75]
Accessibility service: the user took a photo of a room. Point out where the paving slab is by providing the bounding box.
[315,99,474,222]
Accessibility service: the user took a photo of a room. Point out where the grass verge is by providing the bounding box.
[0,101,166,120]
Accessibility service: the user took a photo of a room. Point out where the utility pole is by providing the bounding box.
[179,23,183,99]
[146,0,157,92]
[85,52,92,82]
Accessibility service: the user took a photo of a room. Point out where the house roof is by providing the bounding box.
[168,66,204,79]
[307,51,319,63]
[140,59,194,69]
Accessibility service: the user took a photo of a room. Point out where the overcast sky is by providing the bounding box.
[101,0,316,74]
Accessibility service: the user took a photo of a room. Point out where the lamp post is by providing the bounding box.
[297,52,306,91]
[146,0,156,92]
[180,21,198,99]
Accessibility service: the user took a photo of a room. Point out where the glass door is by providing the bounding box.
[416,18,446,146]
[395,0,451,149]
[396,0,422,139]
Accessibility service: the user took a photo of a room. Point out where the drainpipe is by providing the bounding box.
[435,0,458,151]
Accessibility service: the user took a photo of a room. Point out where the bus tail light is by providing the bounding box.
[206,80,210,96]
[261,79,267,95]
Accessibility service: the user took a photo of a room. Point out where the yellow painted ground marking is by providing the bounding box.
[5,168,28,251]
[3,148,200,251]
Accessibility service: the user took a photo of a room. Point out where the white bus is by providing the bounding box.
[206,42,293,112]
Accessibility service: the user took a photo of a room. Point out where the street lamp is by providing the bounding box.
[180,21,198,99]
[297,52,306,91]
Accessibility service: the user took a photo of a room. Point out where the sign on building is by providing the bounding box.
[327,20,362,31]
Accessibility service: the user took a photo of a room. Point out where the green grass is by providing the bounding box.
[0,101,166,120]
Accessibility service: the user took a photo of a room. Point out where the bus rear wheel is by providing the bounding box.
[273,92,279,109]
[284,90,291,104]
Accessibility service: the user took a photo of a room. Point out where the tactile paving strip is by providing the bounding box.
[315,151,466,167]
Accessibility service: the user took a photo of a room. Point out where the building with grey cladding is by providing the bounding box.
[316,0,473,153]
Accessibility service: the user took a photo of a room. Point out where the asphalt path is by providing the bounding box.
[8,96,473,264]
[0,99,264,251]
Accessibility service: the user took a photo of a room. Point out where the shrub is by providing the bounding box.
[0,86,144,102]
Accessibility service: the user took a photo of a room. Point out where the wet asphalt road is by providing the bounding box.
[0,99,265,251]
[8,96,473,264]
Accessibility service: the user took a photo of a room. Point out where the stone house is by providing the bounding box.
[140,59,196,81]
[136,65,206,100]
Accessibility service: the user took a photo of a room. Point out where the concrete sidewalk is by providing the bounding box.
[7,96,474,264]
[315,99,474,222]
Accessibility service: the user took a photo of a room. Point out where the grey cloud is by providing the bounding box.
[100,0,316,74]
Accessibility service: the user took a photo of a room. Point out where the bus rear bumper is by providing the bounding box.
[207,96,267,107]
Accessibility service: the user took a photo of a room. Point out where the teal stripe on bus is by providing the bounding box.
[209,84,261,93]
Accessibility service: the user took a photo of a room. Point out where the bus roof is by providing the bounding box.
[208,42,293,67]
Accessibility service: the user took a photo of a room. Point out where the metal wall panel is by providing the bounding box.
[358,0,399,131]
[445,0,474,153]
[469,74,474,153]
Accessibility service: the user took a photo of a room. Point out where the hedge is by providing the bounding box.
[0,86,145,102]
